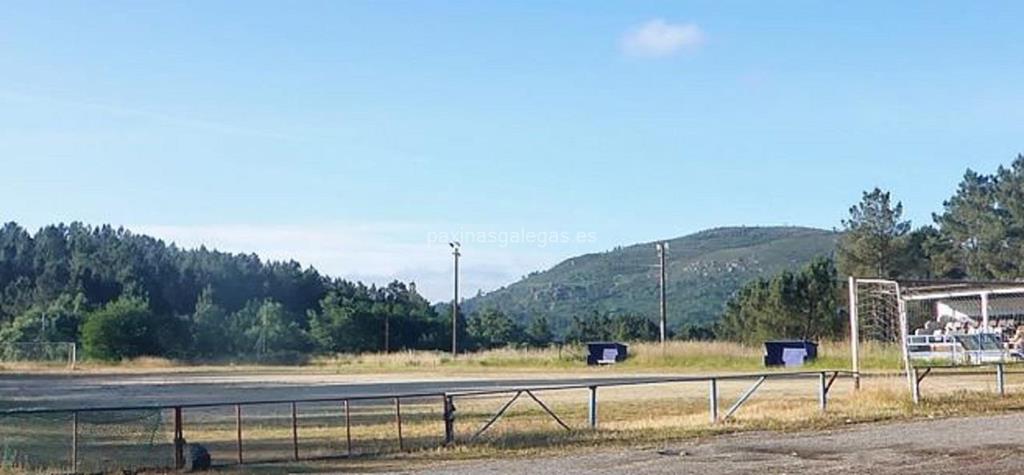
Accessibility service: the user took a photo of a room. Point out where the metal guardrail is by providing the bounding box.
[906,360,1023,404]
[0,369,855,472]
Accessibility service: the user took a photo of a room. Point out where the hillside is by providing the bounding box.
[462,226,839,334]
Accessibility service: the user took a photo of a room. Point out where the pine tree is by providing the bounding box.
[933,170,1005,278]
[837,188,912,279]
[525,315,553,347]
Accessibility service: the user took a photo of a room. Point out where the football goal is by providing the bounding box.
[849,278,1024,397]
[0,341,77,368]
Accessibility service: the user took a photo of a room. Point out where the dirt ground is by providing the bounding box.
[403,412,1024,475]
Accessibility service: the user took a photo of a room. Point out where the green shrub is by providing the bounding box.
[81,296,159,361]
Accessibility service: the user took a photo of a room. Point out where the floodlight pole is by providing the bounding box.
[656,242,668,346]
[450,242,461,357]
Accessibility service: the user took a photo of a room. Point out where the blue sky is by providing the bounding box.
[2,1,1023,301]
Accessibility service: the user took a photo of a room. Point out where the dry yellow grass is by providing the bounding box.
[0,340,906,375]
[310,340,904,373]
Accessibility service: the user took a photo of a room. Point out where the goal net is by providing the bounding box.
[850,279,1024,376]
[0,342,77,368]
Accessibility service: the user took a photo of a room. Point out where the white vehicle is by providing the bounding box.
[906,332,1008,365]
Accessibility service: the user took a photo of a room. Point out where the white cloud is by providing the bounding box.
[620,20,705,58]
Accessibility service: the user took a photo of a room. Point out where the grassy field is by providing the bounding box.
[309,340,904,373]
[3,371,1010,474]
[0,340,902,374]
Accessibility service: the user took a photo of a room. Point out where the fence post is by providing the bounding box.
[997,363,1006,397]
[588,386,598,428]
[709,378,719,424]
[395,397,404,451]
[71,410,78,473]
[344,399,353,456]
[291,402,299,461]
[173,407,184,469]
[235,404,243,464]
[818,372,827,412]
[443,395,454,445]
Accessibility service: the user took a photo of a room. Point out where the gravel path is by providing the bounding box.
[406,413,1024,475]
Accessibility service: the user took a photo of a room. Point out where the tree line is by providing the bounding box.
[0,222,672,360]
[719,154,1024,342]
[4,155,1022,355]
[0,224,473,360]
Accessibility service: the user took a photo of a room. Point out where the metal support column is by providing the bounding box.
[911,367,921,405]
[344,400,352,456]
[291,402,299,461]
[395,397,404,451]
[982,292,991,329]
[709,379,719,423]
[818,372,827,412]
[173,407,184,469]
[443,395,455,445]
[71,410,78,473]
[997,363,1006,397]
[588,386,598,428]
[235,404,243,464]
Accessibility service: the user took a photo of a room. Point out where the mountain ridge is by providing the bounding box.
[462,226,839,334]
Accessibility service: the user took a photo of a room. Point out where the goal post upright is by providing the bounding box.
[895,283,914,394]
[848,276,860,390]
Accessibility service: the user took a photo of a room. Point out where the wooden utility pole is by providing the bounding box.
[656,242,668,346]
[450,242,461,357]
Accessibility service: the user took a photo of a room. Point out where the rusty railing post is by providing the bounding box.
[344,400,352,456]
[588,386,598,428]
[71,410,78,473]
[395,397,404,451]
[291,402,299,461]
[173,407,184,469]
[235,404,243,464]
[443,394,455,445]
[911,366,921,404]
[708,379,719,424]
[818,372,827,412]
